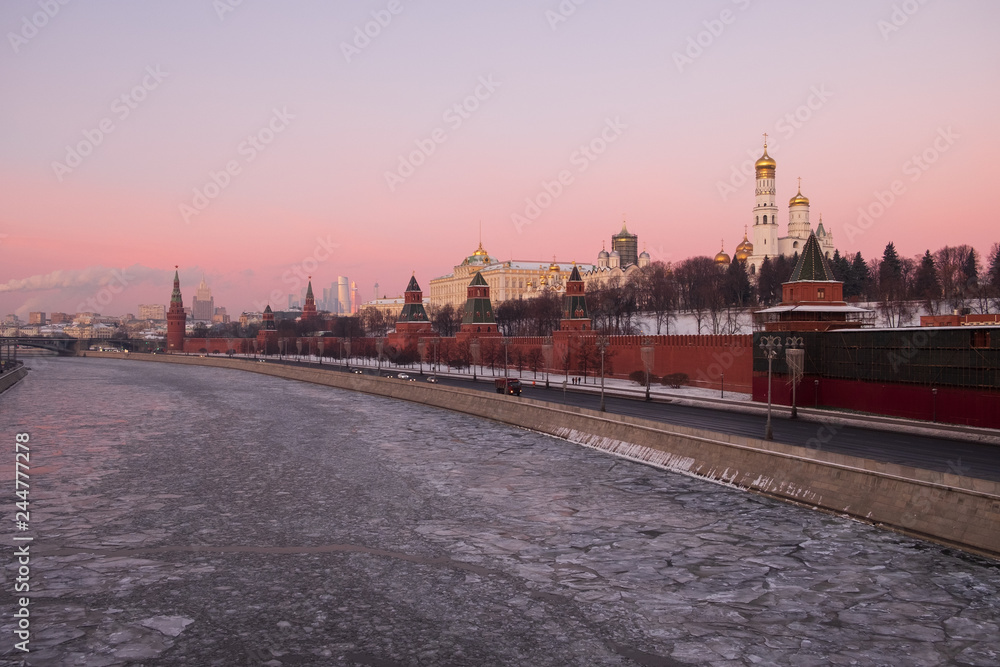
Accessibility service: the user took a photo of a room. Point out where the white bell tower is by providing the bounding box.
[750,134,780,274]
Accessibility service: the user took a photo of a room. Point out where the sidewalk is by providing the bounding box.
[200,352,1000,446]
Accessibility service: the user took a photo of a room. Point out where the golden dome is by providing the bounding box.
[735,229,753,262]
[789,188,809,207]
[755,146,776,173]
[714,240,731,265]
[463,241,491,266]
[734,231,753,262]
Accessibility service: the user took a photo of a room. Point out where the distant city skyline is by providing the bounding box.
[2,1,999,317]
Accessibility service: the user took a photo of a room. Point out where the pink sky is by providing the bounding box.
[2,1,998,317]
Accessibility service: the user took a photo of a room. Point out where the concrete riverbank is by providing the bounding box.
[84,352,1000,559]
[0,364,27,395]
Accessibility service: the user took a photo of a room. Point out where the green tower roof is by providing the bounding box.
[789,233,835,282]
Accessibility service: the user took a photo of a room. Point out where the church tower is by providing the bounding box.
[166,267,186,352]
[750,136,780,275]
[785,178,812,243]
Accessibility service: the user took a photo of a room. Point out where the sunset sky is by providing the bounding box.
[2,0,998,317]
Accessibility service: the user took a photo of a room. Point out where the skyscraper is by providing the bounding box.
[337,277,350,316]
[191,276,214,321]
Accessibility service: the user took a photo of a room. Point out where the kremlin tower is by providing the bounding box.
[166,267,186,352]
[388,274,436,349]
[302,278,318,320]
[559,264,591,331]
[457,271,499,341]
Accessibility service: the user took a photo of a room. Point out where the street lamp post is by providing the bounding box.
[759,335,783,440]
[932,387,938,422]
[597,336,609,412]
[501,338,511,392]
[376,337,384,374]
[279,338,287,361]
[469,338,480,382]
[317,340,324,365]
[785,335,804,419]
[640,336,653,402]
[542,337,553,389]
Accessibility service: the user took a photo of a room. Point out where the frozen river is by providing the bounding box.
[2,357,998,666]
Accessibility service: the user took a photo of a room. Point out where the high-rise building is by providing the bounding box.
[191,277,214,321]
[350,281,359,314]
[337,277,350,316]
[49,312,71,324]
[29,312,45,325]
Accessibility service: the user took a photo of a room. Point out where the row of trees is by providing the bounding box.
[191,241,1000,340]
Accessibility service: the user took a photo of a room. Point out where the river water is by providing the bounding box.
[1,357,998,666]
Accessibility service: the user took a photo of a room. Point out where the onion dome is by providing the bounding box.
[714,240,731,265]
[734,229,753,262]
[639,249,650,260]
[789,186,810,207]
[755,143,776,177]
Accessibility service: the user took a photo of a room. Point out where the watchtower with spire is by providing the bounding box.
[166,267,186,352]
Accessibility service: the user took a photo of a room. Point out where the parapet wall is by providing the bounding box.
[86,352,1000,559]
[0,366,28,395]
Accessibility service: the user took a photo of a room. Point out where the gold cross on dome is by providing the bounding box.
[762,132,768,147]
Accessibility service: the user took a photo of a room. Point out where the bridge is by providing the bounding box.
[0,337,160,356]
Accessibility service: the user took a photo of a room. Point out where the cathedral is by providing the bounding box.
[716,137,835,274]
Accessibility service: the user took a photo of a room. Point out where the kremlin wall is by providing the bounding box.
[160,140,999,429]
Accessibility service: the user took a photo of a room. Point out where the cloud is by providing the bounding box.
[0,264,173,293]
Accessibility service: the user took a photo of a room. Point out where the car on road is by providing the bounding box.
[426,376,439,383]
[382,373,395,378]
[495,378,522,396]
[351,368,363,374]
[397,373,410,380]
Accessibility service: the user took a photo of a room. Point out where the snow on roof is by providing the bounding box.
[755,304,873,314]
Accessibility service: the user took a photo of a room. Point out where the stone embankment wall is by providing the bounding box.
[0,366,28,395]
[87,352,1000,559]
